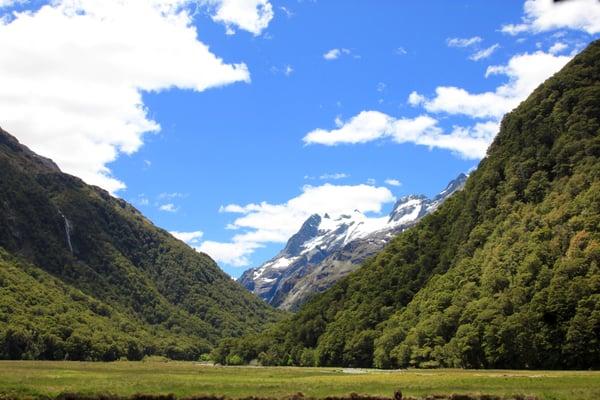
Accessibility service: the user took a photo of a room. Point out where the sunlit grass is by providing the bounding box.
[0,361,599,400]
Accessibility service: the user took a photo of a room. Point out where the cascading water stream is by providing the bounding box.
[58,210,73,254]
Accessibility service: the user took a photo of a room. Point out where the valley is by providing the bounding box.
[1,1,600,399]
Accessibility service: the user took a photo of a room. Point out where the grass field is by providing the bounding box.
[0,361,599,400]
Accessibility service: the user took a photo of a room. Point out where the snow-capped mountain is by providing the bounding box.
[239,173,467,310]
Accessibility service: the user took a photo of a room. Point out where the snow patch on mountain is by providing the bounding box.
[239,173,468,309]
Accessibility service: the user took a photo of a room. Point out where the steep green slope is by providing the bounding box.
[214,40,600,369]
[0,129,279,360]
[0,249,208,360]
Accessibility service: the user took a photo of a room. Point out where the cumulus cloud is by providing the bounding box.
[469,43,500,61]
[303,111,494,159]
[170,230,204,245]
[420,50,571,119]
[205,0,273,36]
[198,240,262,267]
[303,111,394,146]
[305,48,572,161]
[0,0,272,193]
[408,91,426,106]
[502,0,600,35]
[447,36,482,48]
[323,48,351,60]
[198,183,395,266]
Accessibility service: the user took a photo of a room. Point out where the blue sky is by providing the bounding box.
[1,0,599,277]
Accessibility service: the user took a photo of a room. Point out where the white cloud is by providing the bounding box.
[303,111,494,159]
[408,91,426,106]
[199,183,395,266]
[284,65,294,76]
[304,173,349,181]
[159,203,178,212]
[303,111,393,146]
[198,240,262,267]
[469,43,500,61]
[447,37,499,62]
[158,192,186,200]
[0,0,270,194]
[205,0,273,36]
[392,116,496,159]
[170,230,204,245]
[502,0,600,35]
[384,179,401,187]
[323,48,351,60]
[319,172,349,180]
[0,0,26,7]
[323,49,341,60]
[377,82,386,92]
[501,23,530,36]
[447,36,482,48]
[420,50,571,119]
[395,46,407,55]
[305,48,572,161]
[549,41,568,54]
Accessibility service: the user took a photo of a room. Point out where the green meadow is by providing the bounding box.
[0,361,599,400]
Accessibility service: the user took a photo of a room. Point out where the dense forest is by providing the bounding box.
[0,129,280,361]
[212,40,600,369]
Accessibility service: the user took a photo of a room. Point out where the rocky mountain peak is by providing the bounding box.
[282,213,322,256]
[432,173,468,202]
[239,173,467,309]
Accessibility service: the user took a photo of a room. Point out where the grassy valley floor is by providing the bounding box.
[0,361,598,400]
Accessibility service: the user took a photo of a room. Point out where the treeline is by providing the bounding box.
[0,327,206,361]
[211,40,600,369]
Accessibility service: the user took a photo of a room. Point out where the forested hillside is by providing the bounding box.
[0,129,279,361]
[213,40,600,369]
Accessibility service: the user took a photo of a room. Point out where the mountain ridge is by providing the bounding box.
[239,174,467,310]
[0,127,279,360]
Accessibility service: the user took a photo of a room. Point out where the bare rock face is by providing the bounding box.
[239,174,467,310]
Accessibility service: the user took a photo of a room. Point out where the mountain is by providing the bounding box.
[0,128,279,361]
[213,40,600,369]
[239,174,467,310]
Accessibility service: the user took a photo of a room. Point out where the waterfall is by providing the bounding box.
[58,210,73,254]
